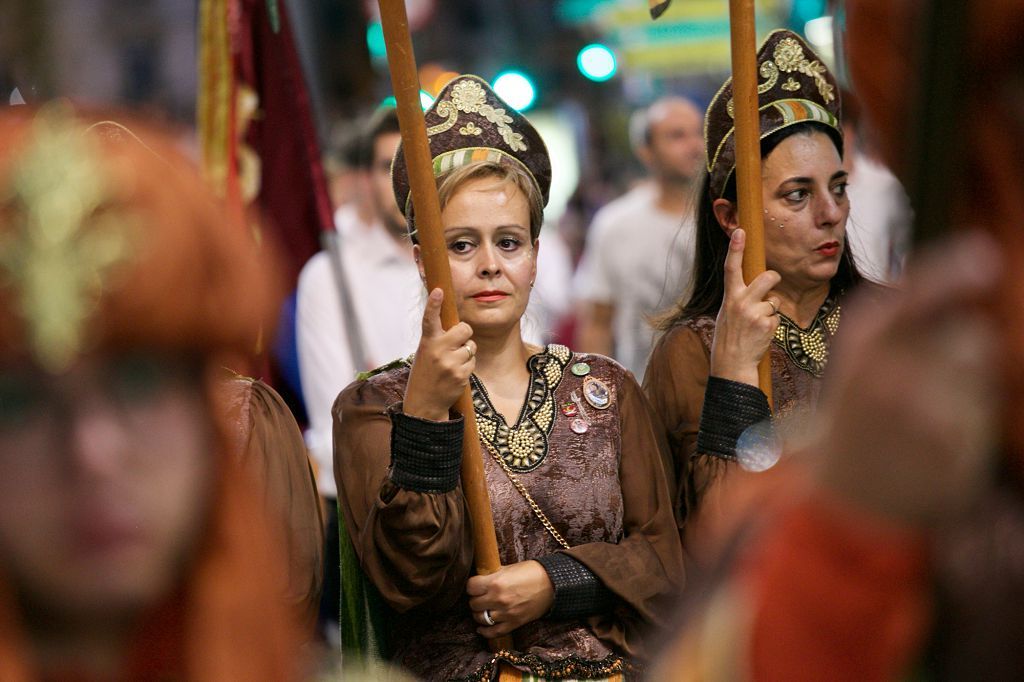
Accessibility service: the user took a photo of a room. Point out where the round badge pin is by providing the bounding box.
[561,401,578,417]
[570,362,591,377]
[583,376,611,410]
[570,417,589,434]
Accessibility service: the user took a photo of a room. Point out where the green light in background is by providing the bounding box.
[789,0,827,28]
[556,0,615,24]
[493,71,536,112]
[376,94,430,111]
[577,44,617,82]
[366,22,386,59]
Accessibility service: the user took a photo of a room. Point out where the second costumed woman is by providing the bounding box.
[644,30,869,559]
[333,76,683,681]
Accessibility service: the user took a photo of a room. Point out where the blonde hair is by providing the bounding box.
[411,160,544,241]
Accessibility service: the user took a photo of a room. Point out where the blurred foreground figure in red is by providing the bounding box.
[0,106,305,680]
[651,1,1024,679]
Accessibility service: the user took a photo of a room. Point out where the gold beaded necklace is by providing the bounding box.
[772,293,841,377]
[470,344,571,472]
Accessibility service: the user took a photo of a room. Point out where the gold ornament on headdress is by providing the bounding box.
[0,105,134,372]
[726,35,836,119]
[427,78,527,151]
[771,37,835,103]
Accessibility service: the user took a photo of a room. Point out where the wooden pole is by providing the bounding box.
[728,0,772,407]
[377,0,512,653]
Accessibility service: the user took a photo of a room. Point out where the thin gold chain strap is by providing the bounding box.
[480,439,571,550]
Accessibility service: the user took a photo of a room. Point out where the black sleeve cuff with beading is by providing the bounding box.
[387,404,463,493]
[696,376,771,461]
[536,553,614,620]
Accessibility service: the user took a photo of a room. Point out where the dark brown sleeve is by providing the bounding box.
[333,378,474,614]
[562,374,686,660]
[696,377,771,460]
[220,376,324,617]
[643,326,710,521]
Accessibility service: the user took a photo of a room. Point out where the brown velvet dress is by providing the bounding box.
[643,294,844,555]
[333,345,683,681]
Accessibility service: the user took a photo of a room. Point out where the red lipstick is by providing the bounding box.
[815,241,840,257]
[471,290,509,302]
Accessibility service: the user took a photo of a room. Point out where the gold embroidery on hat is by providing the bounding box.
[459,122,483,136]
[726,60,781,119]
[772,37,835,103]
[726,37,834,119]
[0,106,134,371]
[426,79,527,152]
[427,101,460,136]
[451,78,488,112]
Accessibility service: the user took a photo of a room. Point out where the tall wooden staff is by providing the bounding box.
[651,0,772,403]
[377,0,512,653]
[727,0,772,406]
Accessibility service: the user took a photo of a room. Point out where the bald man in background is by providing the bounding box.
[573,96,704,379]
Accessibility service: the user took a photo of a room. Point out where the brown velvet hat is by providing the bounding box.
[705,29,842,198]
[391,74,551,232]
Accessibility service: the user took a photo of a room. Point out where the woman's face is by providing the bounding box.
[760,131,850,288]
[422,175,537,338]
[0,354,214,624]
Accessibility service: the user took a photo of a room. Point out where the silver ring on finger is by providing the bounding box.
[766,299,779,315]
[482,609,495,626]
[464,343,475,361]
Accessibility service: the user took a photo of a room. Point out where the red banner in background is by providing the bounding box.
[200,0,333,288]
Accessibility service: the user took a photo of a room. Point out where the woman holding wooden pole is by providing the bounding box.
[333,75,682,681]
[644,30,867,561]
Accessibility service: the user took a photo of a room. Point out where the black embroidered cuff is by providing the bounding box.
[388,404,463,493]
[696,376,771,461]
[536,553,614,620]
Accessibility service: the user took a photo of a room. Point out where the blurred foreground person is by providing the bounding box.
[0,107,304,680]
[651,0,1024,679]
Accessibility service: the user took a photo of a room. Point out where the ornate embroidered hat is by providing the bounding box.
[705,29,842,198]
[391,74,551,233]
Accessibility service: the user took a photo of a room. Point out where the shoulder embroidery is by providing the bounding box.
[356,355,413,382]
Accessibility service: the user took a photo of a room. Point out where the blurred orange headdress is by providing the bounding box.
[0,104,281,372]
